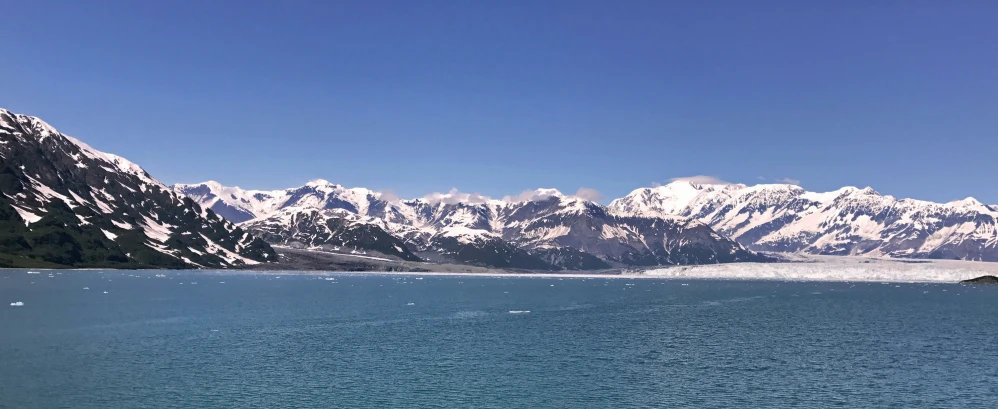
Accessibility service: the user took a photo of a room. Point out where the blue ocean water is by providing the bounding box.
[2,270,997,408]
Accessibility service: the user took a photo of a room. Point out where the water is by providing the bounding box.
[2,270,998,408]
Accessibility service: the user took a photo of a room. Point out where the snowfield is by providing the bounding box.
[641,255,998,282]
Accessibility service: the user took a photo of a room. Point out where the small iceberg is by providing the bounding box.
[406,302,415,306]
[324,278,336,281]
[509,310,531,314]
[103,291,109,294]
[27,271,40,275]
[10,301,24,307]
[83,287,90,290]
[155,274,167,278]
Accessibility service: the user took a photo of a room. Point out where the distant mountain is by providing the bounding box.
[0,108,275,268]
[174,180,385,224]
[609,181,998,261]
[178,181,763,269]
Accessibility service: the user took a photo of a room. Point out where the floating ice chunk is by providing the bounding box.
[324,278,335,281]
[406,302,415,306]
[509,310,530,314]
[83,287,90,290]
[10,301,24,307]
[155,274,166,278]
[103,291,109,294]
[27,271,40,274]
[219,281,226,284]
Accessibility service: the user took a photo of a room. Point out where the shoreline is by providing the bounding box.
[5,267,987,284]
[6,255,998,283]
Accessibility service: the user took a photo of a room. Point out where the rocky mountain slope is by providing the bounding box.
[178,182,763,270]
[0,108,275,268]
[609,181,998,261]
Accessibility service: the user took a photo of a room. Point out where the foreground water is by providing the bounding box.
[2,270,997,408]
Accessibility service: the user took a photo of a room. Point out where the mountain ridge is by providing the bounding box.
[609,181,998,261]
[178,177,998,265]
[177,182,763,269]
[0,107,276,268]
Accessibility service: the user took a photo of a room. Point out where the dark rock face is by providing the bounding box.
[960,276,998,284]
[0,108,275,268]
[426,235,555,270]
[530,247,611,270]
[240,208,421,262]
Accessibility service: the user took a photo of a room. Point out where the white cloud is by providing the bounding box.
[775,177,801,185]
[502,188,564,203]
[378,189,400,203]
[667,175,732,185]
[573,187,603,201]
[423,188,492,205]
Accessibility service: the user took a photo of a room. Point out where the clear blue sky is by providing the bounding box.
[2,1,996,203]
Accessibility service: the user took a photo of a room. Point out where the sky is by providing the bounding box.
[2,1,996,203]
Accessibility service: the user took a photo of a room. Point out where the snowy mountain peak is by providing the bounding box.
[947,197,985,208]
[0,108,60,139]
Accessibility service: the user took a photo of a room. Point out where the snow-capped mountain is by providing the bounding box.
[179,182,763,269]
[0,108,275,268]
[609,181,998,261]
[174,180,387,223]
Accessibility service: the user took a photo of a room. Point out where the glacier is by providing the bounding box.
[641,255,998,282]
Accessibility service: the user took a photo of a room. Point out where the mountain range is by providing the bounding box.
[178,179,998,265]
[609,182,998,261]
[5,106,997,270]
[175,181,762,270]
[0,108,275,268]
